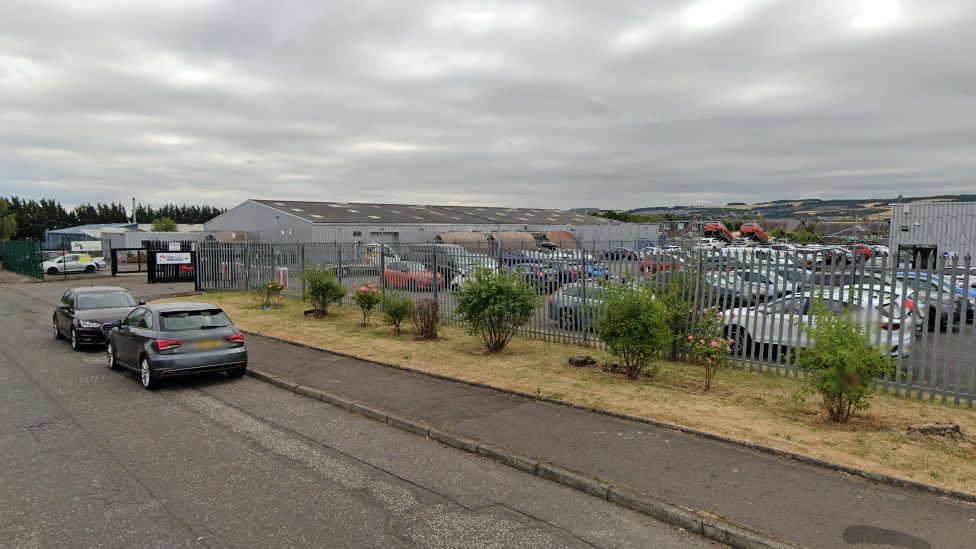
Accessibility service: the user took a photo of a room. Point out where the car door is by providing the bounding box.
[114,308,146,366]
[56,290,74,333]
[762,294,808,349]
[130,309,156,359]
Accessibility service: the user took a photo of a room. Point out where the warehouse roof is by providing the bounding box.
[250,199,613,225]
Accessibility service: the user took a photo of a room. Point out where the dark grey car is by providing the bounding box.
[106,302,248,390]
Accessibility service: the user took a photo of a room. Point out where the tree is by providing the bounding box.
[301,264,345,317]
[151,217,178,232]
[0,198,16,240]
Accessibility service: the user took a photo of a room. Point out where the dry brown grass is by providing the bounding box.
[164,292,976,495]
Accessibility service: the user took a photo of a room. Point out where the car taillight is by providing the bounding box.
[227,332,245,343]
[905,298,914,311]
[155,339,183,352]
[881,321,900,330]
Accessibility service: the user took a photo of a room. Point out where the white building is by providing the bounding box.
[203,199,658,251]
[889,201,976,265]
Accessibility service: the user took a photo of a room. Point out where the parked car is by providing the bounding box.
[41,253,97,275]
[106,303,247,390]
[547,282,607,331]
[707,270,795,309]
[402,243,475,277]
[449,264,497,291]
[53,286,142,350]
[638,253,684,274]
[384,260,444,291]
[604,247,640,261]
[845,244,875,261]
[893,272,974,327]
[92,256,107,270]
[721,287,914,359]
[502,250,547,269]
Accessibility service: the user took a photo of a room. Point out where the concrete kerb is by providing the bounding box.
[246,366,799,549]
[241,329,976,505]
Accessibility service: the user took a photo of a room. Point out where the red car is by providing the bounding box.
[846,244,874,261]
[638,254,685,274]
[384,261,444,291]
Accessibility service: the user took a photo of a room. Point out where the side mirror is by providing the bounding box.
[112,320,123,328]
[138,300,146,305]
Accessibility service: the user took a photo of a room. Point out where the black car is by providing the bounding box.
[106,302,248,390]
[53,286,142,351]
[603,247,639,261]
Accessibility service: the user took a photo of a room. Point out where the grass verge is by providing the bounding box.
[164,292,976,495]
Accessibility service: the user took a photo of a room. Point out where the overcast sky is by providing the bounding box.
[1,0,974,210]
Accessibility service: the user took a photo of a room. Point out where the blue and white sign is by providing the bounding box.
[156,252,192,265]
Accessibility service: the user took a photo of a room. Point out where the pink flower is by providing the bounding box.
[726,346,732,352]
[729,338,735,343]
[711,341,719,348]
[687,335,694,340]
[699,339,705,345]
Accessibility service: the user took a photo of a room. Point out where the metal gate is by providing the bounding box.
[147,250,198,284]
[110,248,148,275]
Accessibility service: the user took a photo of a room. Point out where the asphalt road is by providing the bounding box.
[0,275,712,548]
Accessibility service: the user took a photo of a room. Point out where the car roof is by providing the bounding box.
[72,286,129,293]
[144,301,221,312]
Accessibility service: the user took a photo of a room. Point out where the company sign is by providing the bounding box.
[156,252,192,265]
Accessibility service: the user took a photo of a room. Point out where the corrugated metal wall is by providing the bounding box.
[889,202,976,260]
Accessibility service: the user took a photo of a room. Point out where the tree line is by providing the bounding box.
[1,197,225,241]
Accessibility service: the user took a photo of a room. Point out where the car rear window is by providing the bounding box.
[159,309,232,331]
[76,291,136,310]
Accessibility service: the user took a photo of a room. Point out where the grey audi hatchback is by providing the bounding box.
[106,302,248,390]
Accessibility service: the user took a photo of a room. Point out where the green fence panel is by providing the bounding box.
[0,241,43,280]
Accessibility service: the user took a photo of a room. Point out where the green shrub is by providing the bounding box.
[685,307,731,391]
[454,268,537,353]
[412,298,440,340]
[353,283,382,326]
[382,293,414,335]
[794,300,894,422]
[595,284,671,379]
[258,279,285,310]
[301,263,345,317]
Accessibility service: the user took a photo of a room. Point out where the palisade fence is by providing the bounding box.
[0,240,43,280]
[196,239,976,407]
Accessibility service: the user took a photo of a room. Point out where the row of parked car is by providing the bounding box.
[52,286,247,390]
[40,251,107,275]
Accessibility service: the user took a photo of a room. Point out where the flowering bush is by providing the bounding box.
[685,307,731,391]
[259,280,285,310]
[353,283,382,326]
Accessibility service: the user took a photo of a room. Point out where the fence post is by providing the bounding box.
[432,245,439,302]
[578,235,587,345]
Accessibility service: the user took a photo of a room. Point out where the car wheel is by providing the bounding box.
[106,343,119,370]
[227,366,246,378]
[558,308,577,330]
[85,265,96,273]
[70,328,81,351]
[47,267,59,275]
[53,318,63,340]
[726,327,750,357]
[140,358,157,390]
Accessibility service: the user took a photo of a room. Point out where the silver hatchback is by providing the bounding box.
[106,302,248,390]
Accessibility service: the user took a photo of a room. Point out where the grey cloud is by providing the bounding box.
[1,0,975,210]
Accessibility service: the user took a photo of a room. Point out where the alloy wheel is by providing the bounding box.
[141,359,151,388]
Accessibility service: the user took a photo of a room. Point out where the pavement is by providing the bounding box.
[242,336,976,548]
[0,274,711,548]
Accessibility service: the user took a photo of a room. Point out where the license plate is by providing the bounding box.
[193,339,224,350]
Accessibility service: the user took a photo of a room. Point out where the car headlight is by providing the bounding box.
[77,320,102,328]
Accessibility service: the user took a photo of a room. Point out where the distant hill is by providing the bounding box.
[617,194,976,221]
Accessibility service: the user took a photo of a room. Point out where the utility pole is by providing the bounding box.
[132,198,137,223]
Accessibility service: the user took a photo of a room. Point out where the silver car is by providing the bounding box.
[106,302,248,390]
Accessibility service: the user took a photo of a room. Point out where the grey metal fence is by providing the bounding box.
[196,240,976,407]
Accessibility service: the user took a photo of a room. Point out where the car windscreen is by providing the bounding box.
[159,309,231,331]
[76,291,136,310]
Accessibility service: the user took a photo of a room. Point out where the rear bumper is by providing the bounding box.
[150,347,248,379]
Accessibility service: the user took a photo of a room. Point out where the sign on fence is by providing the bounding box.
[156,252,192,264]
